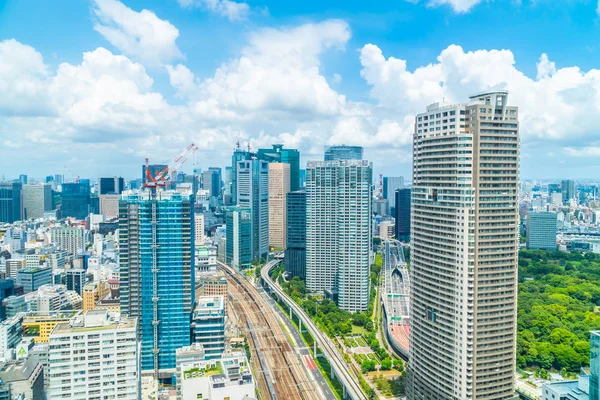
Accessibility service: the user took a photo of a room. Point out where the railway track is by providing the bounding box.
[220,262,320,400]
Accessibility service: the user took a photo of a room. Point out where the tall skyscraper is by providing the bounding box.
[208,167,222,198]
[98,177,125,195]
[562,179,576,203]
[268,163,290,250]
[231,147,254,205]
[223,166,233,203]
[225,206,252,270]
[306,159,372,312]
[394,188,411,242]
[527,212,557,251]
[119,190,194,375]
[257,144,301,191]
[324,145,363,161]
[237,159,269,260]
[22,184,52,220]
[383,176,404,211]
[285,190,306,279]
[408,91,519,400]
[18,175,27,185]
[60,182,90,220]
[0,182,22,223]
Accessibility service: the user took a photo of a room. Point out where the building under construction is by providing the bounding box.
[118,189,194,378]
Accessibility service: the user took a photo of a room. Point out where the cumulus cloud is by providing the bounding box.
[407,0,484,13]
[177,0,250,21]
[92,0,182,66]
[360,44,600,141]
[564,146,600,157]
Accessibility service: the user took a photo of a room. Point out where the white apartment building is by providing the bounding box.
[47,310,139,400]
[99,194,120,219]
[195,214,205,246]
[5,259,26,279]
[408,91,519,400]
[50,227,86,256]
[0,314,24,362]
[268,162,290,250]
[306,159,372,312]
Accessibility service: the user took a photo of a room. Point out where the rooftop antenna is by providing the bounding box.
[235,140,241,151]
[247,142,251,153]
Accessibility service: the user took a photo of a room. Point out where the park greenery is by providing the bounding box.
[517,249,600,373]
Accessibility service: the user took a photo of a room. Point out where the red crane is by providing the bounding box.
[144,143,199,192]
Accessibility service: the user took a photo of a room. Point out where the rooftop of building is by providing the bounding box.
[195,296,225,310]
[51,310,135,334]
[543,375,589,400]
[0,356,40,382]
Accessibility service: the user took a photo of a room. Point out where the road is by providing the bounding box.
[262,260,369,400]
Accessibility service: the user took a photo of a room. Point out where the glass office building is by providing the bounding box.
[61,182,90,220]
[257,144,301,192]
[119,190,194,374]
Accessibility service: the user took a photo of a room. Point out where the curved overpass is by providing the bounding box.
[261,261,368,400]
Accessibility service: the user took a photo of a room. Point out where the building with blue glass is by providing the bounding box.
[395,188,411,242]
[230,148,255,205]
[60,182,90,220]
[225,206,252,270]
[0,182,22,223]
[324,145,363,161]
[527,212,557,251]
[119,190,194,376]
[285,190,306,279]
[257,144,301,191]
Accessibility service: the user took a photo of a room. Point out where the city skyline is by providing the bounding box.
[2,1,600,179]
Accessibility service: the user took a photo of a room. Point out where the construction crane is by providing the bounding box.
[63,165,79,183]
[143,143,199,194]
[142,143,198,380]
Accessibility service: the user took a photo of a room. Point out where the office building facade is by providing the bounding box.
[324,145,363,161]
[225,207,252,270]
[60,182,90,220]
[98,177,125,195]
[99,194,120,218]
[237,159,269,260]
[527,212,557,251]
[258,144,301,191]
[394,188,411,242]
[408,91,519,400]
[23,184,52,220]
[230,149,254,205]
[562,179,576,203]
[119,190,194,373]
[192,296,226,359]
[0,182,22,223]
[306,159,372,312]
[47,310,139,400]
[66,269,86,295]
[268,163,290,250]
[50,227,86,256]
[285,190,306,279]
[16,268,52,294]
[383,177,404,211]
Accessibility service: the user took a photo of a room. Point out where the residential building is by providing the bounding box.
[284,190,306,279]
[394,188,411,242]
[5,260,25,280]
[22,184,52,220]
[119,190,194,374]
[50,226,85,256]
[0,314,23,361]
[195,214,205,246]
[100,194,120,218]
[383,177,404,212]
[16,268,52,294]
[225,207,252,270]
[0,356,43,400]
[175,343,206,398]
[47,310,139,400]
[562,179,576,203]
[324,145,363,161]
[306,159,372,312]
[192,296,226,359]
[408,91,519,400]
[257,144,301,191]
[0,182,22,223]
[268,163,290,250]
[527,212,557,251]
[179,351,254,400]
[237,159,269,260]
[98,177,125,195]
[60,182,90,220]
[66,269,86,295]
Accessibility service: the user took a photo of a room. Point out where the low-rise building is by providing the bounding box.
[16,267,52,294]
[0,356,44,400]
[47,310,139,400]
[0,315,23,362]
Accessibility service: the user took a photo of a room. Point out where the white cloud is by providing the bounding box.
[182,20,351,120]
[0,39,52,116]
[92,0,182,66]
[407,0,484,13]
[360,44,600,141]
[332,73,342,84]
[177,0,250,21]
[166,64,198,98]
[564,146,600,157]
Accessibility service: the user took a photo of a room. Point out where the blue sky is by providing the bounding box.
[1,0,600,181]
